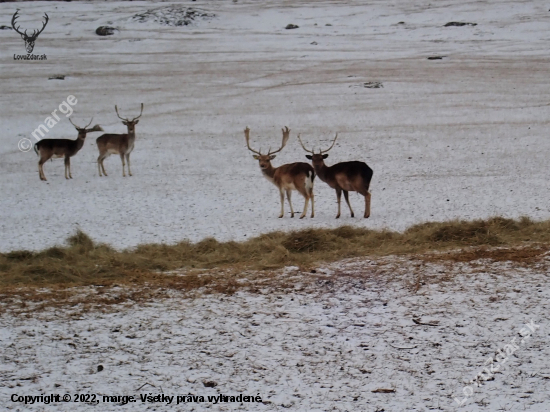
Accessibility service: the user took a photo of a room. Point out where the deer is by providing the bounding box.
[298,133,373,219]
[245,126,315,219]
[11,10,49,54]
[96,103,143,177]
[34,118,103,181]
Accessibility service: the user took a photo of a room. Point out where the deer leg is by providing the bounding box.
[310,189,315,218]
[297,186,309,219]
[98,155,103,176]
[364,192,371,218]
[343,190,354,217]
[65,156,72,179]
[278,188,285,218]
[120,154,126,177]
[126,154,132,176]
[38,158,47,181]
[100,156,108,176]
[335,188,342,219]
[286,189,295,218]
[300,196,309,219]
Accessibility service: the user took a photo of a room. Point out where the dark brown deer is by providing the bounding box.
[11,10,49,54]
[298,133,372,218]
[246,126,315,218]
[34,118,103,181]
[96,103,143,177]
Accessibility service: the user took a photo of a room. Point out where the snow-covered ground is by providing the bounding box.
[1,254,548,411]
[2,2,550,410]
[2,0,550,251]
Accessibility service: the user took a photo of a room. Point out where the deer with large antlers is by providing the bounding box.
[246,126,315,218]
[96,104,143,177]
[11,10,49,54]
[34,118,103,181]
[298,134,373,218]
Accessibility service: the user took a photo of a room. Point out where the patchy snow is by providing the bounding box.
[1,0,550,251]
[1,255,548,410]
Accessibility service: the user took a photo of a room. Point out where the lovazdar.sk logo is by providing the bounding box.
[11,9,48,60]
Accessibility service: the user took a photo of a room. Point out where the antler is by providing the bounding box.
[31,13,48,39]
[267,126,290,156]
[115,103,144,122]
[244,127,262,155]
[115,105,129,121]
[83,117,94,129]
[11,10,25,37]
[131,103,144,122]
[320,133,338,154]
[68,117,93,130]
[11,11,49,39]
[68,116,80,129]
[297,134,314,154]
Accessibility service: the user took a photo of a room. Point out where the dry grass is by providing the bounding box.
[1,216,550,297]
[418,244,550,265]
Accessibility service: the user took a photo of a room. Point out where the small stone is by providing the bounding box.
[444,22,477,27]
[285,24,299,29]
[96,26,118,36]
[97,365,104,372]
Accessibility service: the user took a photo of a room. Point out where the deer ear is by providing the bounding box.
[253,155,261,160]
[269,155,276,160]
[134,120,139,125]
[306,155,313,160]
[323,154,329,159]
[122,121,128,126]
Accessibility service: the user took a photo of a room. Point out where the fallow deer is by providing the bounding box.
[96,103,143,177]
[298,134,373,218]
[34,117,103,181]
[246,126,315,218]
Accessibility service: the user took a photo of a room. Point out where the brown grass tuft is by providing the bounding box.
[1,216,550,295]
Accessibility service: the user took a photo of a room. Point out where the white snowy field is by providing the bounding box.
[1,0,550,251]
[1,253,549,411]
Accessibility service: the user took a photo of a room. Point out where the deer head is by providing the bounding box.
[245,126,290,170]
[115,103,144,133]
[68,117,103,136]
[12,10,49,54]
[298,133,338,166]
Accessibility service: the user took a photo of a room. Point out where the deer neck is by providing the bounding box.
[73,134,86,152]
[261,163,276,181]
[127,128,136,144]
[313,162,330,183]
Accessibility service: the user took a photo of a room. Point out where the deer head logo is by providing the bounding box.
[11,10,49,54]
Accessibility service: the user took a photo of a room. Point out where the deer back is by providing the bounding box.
[273,162,314,188]
[326,160,373,191]
[96,133,130,153]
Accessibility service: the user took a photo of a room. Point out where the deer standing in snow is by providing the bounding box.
[246,126,315,218]
[298,133,372,218]
[34,118,103,181]
[96,103,143,177]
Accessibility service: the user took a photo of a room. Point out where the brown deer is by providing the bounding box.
[246,126,315,218]
[96,103,143,177]
[34,118,103,181]
[298,133,373,218]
